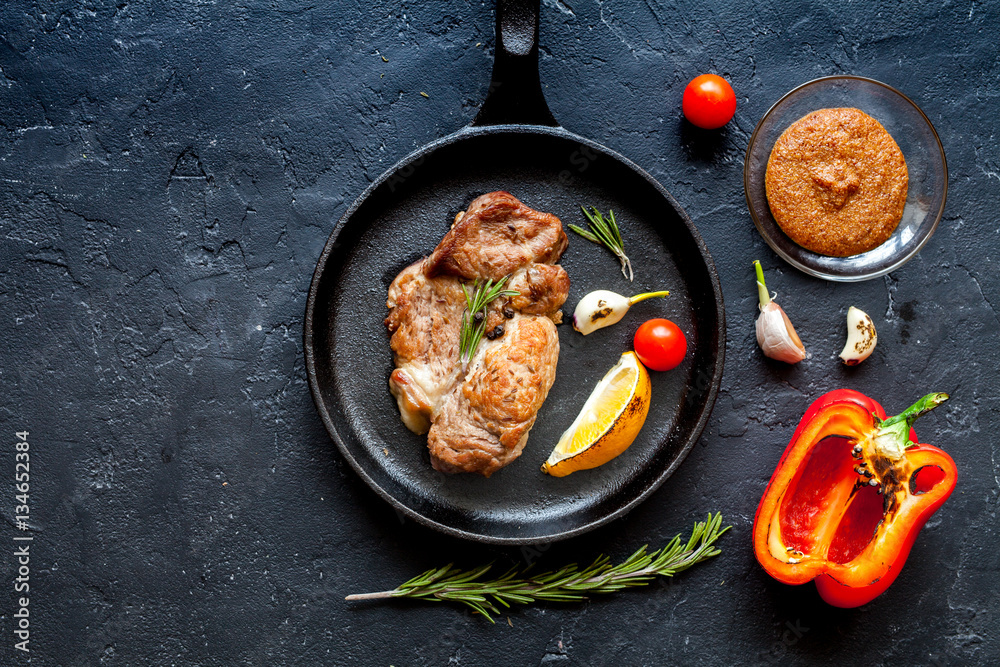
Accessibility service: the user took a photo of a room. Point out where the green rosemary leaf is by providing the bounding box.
[447,563,494,584]
[572,206,634,281]
[465,601,497,623]
[346,513,729,620]
[568,223,601,243]
[398,564,452,592]
[458,276,518,364]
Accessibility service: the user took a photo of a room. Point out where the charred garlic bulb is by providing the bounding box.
[753,261,807,364]
[572,290,669,335]
[839,306,877,365]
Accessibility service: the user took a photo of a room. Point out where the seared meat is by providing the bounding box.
[507,263,571,315]
[385,191,569,477]
[427,316,560,475]
[425,191,568,281]
[385,264,464,434]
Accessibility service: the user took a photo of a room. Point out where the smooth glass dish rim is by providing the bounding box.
[743,75,948,282]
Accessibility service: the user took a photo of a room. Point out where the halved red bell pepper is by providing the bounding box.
[752,389,956,608]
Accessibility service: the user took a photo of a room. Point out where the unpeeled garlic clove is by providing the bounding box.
[572,289,669,335]
[753,261,807,364]
[756,302,807,363]
[839,306,877,365]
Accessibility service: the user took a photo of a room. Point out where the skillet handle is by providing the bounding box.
[471,0,558,127]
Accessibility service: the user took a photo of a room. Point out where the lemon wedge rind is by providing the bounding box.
[541,351,651,477]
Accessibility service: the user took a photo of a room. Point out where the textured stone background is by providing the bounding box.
[1,1,998,664]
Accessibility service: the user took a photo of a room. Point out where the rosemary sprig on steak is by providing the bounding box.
[459,276,519,364]
[346,513,729,623]
[570,206,634,281]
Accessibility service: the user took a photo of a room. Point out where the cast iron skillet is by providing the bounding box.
[304,0,724,544]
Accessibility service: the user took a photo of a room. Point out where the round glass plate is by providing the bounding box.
[744,76,947,281]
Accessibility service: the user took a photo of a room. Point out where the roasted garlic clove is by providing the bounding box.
[753,261,807,364]
[839,306,877,365]
[572,289,669,335]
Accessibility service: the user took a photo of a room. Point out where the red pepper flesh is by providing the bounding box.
[752,389,957,608]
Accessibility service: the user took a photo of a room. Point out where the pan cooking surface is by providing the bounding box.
[305,127,723,543]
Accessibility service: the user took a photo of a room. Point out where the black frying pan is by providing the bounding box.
[304,0,724,544]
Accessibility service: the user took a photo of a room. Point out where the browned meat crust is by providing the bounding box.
[385,192,569,477]
[425,191,568,282]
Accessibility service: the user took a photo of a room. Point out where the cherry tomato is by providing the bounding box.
[682,74,736,129]
[633,319,687,371]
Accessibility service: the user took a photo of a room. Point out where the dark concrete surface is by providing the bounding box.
[1,1,998,664]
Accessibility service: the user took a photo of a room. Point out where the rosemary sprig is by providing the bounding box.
[346,513,729,623]
[570,206,634,281]
[459,276,519,364]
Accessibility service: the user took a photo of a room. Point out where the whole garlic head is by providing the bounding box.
[839,306,877,365]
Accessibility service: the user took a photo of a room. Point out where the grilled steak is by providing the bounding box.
[385,191,569,477]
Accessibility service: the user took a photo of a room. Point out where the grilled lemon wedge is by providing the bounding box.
[541,351,651,477]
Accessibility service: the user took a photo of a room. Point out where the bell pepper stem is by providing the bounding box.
[628,290,669,304]
[754,260,771,308]
[874,392,949,456]
[881,392,950,430]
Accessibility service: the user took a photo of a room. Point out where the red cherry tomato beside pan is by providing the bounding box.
[682,74,737,129]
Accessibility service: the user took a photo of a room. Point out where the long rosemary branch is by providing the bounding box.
[459,276,518,364]
[346,513,729,623]
[570,206,634,281]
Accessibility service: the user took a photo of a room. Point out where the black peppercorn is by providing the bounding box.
[502,306,515,319]
[473,311,485,325]
[493,325,504,338]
